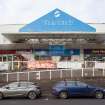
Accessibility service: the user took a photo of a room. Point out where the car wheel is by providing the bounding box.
[95,91,104,99]
[0,93,3,100]
[59,91,68,99]
[28,91,37,100]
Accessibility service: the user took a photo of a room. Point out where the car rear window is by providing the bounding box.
[77,82,87,87]
[67,81,77,87]
[19,82,28,87]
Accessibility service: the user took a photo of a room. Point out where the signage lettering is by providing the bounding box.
[27,60,56,69]
[44,20,73,26]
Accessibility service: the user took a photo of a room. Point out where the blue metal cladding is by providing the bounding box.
[19,8,96,32]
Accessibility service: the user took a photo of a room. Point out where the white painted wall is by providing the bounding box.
[0,33,11,44]
[0,24,23,44]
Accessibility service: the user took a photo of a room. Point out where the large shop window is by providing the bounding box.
[84,49,105,61]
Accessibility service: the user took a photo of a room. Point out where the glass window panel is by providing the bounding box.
[3,56,7,61]
[8,55,12,61]
[0,56,2,61]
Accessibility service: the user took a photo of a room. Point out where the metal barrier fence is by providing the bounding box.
[0,68,105,83]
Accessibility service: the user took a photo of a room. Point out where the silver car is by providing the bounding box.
[0,82,41,100]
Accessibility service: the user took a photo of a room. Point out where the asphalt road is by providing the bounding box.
[0,96,105,105]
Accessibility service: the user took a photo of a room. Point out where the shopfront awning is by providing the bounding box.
[2,32,105,43]
[1,43,105,50]
[1,32,105,50]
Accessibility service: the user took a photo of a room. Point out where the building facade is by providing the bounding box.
[0,9,105,72]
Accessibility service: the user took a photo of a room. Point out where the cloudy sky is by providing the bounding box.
[0,0,105,24]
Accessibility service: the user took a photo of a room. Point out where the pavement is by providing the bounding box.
[0,97,105,105]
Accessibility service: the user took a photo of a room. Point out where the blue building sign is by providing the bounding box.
[19,8,96,32]
[49,45,65,56]
[35,46,80,56]
[64,49,80,56]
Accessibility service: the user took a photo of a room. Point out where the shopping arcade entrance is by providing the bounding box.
[0,32,104,71]
[1,8,105,71]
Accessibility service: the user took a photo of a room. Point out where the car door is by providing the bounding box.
[66,81,79,96]
[16,82,29,96]
[74,82,91,96]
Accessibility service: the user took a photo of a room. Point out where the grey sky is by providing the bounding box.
[0,0,105,24]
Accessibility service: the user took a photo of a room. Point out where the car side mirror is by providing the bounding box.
[86,85,89,88]
[5,86,10,89]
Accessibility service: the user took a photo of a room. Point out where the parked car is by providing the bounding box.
[0,82,41,100]
[52,81,105,99]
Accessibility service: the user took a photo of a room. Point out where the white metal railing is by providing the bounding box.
[0,68,105,82]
